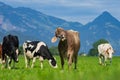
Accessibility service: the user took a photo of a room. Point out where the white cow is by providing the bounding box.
[98,43,114,65]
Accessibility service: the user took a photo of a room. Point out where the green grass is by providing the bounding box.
[0,56,120,80]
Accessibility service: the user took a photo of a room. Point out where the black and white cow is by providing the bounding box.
[2,34,19,69]
[23,40,57,69]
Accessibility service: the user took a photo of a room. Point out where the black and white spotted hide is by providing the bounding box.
[23,41,57,69]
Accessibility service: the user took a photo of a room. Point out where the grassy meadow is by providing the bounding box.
[0,55,120,80]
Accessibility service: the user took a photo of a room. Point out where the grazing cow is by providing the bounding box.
[51,27,80,69]
[98,43,114,65]
[0,44,2,64]
[23,40,57,69]
[2,34,19,69]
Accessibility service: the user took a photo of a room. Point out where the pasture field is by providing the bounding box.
[0,55,120,80]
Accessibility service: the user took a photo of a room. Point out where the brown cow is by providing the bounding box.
[51,27,80,69]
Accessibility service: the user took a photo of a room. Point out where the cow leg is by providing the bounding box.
[67,51,73,69]
[98,54,102,65]
[28,59,30,67]
[1,51,6,69]
[101,56,104,65]
[40,61,43,69]
[7,57,12,69]
[102,56,107,66]
[24,55,28,68]
[60,57,64,69]
[39,56,44,69]
[5,56,9,68]
[13,61,16,68]
[1,55,6,69]
[31,57,36,68]
[104,56,107,66]
[74,54,77,69]
[24,55,31,68]
[99,57,102,65]
[67,50,73,70]
[60,53,64,69]
[68,54,73,70]
[2,50,6,64]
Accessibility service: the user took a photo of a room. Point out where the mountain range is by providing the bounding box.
[0,2,120,55]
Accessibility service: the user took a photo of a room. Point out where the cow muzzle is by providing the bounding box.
[15,58,19,63]
[49,59,58,68]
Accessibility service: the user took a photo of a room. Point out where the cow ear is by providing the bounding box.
[51,36,57,43]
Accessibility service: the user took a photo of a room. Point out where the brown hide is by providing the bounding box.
[52,27,80,69]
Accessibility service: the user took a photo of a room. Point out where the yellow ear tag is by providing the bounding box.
[51,36,57,43]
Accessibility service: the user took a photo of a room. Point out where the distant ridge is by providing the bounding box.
[0,2,120,55]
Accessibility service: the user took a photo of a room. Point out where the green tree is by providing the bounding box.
[88,39,109,56]
[93,39,109,49]
[88,48,98,56]
[49,46,59,55]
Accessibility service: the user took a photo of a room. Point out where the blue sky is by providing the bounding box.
[0,0,120,24]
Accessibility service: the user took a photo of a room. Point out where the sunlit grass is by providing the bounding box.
[0,56,120,80]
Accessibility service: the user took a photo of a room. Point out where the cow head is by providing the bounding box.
[106,47,114,59]
[49,57,57,68]
[105,47,114,64]
[12,48,19,63]
[51,27,67,43]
